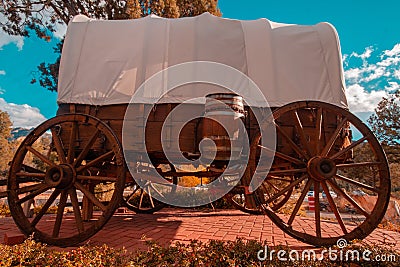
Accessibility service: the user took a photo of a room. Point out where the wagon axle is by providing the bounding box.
[45,164,76,189]
[307,157,337,181]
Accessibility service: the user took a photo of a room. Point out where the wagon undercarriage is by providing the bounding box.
[4,100,391,247]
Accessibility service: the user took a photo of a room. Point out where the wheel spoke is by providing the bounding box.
[16,184,50,204]
[287,178,312,226]
[266,175,307,204]
[315,107,323,155]
[16,183,46,195]
[53,191,68,238]
[16,172,46,179]
[261,183,272,199]
[266,176,293,183]
[330,136,368,160]
[147,189,155,208]
[31,189,61,227]
[20,164,44,174]
[267,168,307,176]
[275,123,310,160]
[265,180,281,192]
[321,118,348,157]
[26,146,56,167]
[74,129,100,168]
[77,175,117,182]
[321,181,348,234]
[139,189,145,209]
[50,127,67,163]
[149,183,165,198]
[69,187,85,233]
[75,181,107,212]
[334,174,379,193]
[258,145,305,165]
[314,181,321,237]
[67,121,77,164]
[327,179,370,218]
[126,185,140,202]
[292,110,312,157]
[336,162,382,168]
[77,151,114,173]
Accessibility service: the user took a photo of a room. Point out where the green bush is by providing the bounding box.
[0,238,399,267]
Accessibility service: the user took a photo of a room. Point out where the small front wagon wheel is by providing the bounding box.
[228,131,293,215]
[261,101,390,247]
[124,164,177,214]
[7,114,126,246]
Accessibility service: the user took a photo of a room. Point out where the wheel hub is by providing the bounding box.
[45,164,76,189]
[307,156,337,181]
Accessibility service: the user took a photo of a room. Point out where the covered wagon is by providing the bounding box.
[6,13,390,247]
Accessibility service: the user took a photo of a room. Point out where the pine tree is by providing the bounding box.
[368,90,400,163]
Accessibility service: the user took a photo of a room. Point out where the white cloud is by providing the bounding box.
[383,44,400,57]
[394,69,400,79]
[0,31,24,50]
[0,70,5,75]
[0,98,46,128]
[344,62,387,83]
[385,81,400,91]
[344,68,362,80]
[344,43,400,85]
[0,13,25,50]
[343,43,400,114]
[52,23,67,39]
[351,46,374,62]
[362,65,385,82]
[346,84,389,113]
[0,7,66,51]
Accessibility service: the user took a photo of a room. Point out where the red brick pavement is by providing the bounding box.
[1,208,399,252]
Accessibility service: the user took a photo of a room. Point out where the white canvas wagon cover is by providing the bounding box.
[57,13,347,108]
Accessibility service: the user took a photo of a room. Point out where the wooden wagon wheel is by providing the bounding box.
[227,123,293,214]
[227,176,293,214]
[7,114,126,246]
[123,164,177,213]
[259,101,390,247]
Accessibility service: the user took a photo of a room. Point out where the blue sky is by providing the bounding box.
[0,0,399,127]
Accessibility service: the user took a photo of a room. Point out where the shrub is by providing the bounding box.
[0,237,399,267]
[0,203,10,217]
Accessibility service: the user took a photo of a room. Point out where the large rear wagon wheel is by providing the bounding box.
[261,101,390,247]
[7,114,126,247]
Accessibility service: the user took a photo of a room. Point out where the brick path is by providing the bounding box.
[1,208,399,251]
